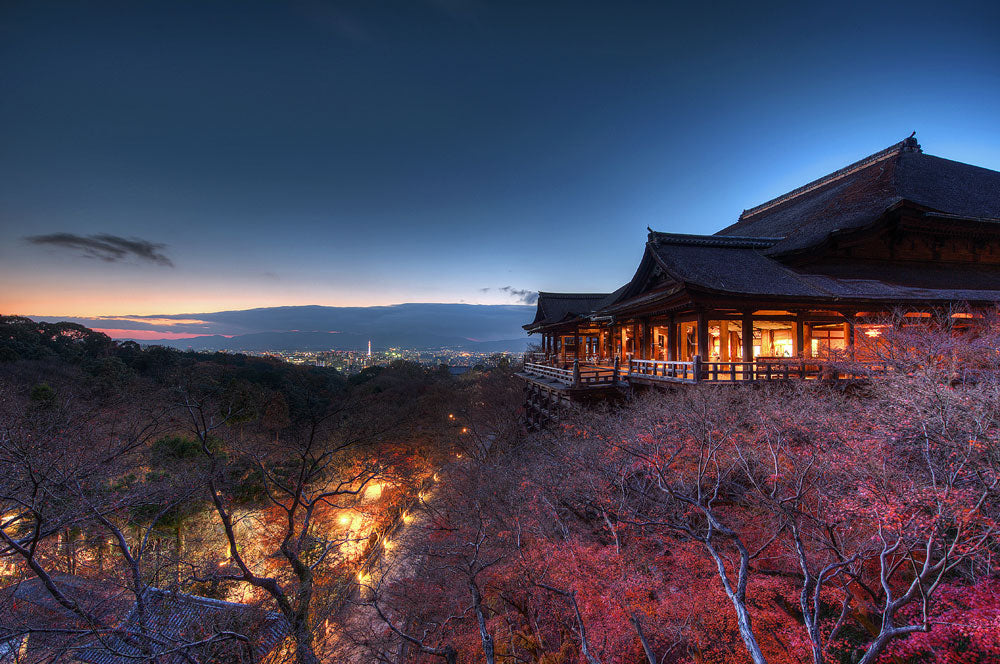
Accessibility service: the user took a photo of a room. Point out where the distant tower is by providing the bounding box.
[368,339,372,358]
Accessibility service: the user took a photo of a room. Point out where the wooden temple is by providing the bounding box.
[519,135,1000,419]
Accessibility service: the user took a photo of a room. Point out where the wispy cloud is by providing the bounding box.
[24,233,173,266]
[481,286,538,304]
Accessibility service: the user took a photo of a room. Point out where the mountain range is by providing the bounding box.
[122,331,530,352]
[36,304,535,352]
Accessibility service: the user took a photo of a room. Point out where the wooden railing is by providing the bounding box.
[523,362,574,383]
[523,361,618,387]
[523,356,890,388]
[629,357,891,383]
[628,359,698,383]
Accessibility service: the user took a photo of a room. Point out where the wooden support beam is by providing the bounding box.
[844,315,856,359]
[795,317,804,357]
[742,312,754,363]
[667,317,677,362]
[641,318,652,360]
[696,311,709,360]
[719,320,730,361]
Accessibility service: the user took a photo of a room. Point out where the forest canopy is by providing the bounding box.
[1,316,998,664]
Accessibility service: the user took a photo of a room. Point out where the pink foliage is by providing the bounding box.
[879,581,1000,664]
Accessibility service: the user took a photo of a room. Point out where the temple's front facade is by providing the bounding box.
[522,135,1000,387]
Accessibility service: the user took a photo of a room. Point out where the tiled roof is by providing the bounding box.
[716,135,1000,255]
[648,232,783,249]
[524,292,611,330]
[648,238,819,297]
[1,576,121,621]
[76,588,288,664]
[601,231,1000,309]
[524,136,1000,326]
[1,576,131,664]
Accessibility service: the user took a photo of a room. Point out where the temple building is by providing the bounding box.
[523,135,1000,387]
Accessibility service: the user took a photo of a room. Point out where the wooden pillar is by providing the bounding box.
[573,327,580,362]
[741,312,754,362]
[763,330,773,357]
[667,317,677,362]
[795,317,804,357]
[844,314,856,358]
[597,329,605,363]
[631,321,639,360]
[696,311,709,361]
[719,321,730,361]
[803,323,812,359]
[560,335,567,363]
[641,318,652,360]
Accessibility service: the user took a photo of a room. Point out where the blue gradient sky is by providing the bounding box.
[1,0,999,318]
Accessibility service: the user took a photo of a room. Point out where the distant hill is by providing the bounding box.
[125,331,532,352]
[38,303,536,352]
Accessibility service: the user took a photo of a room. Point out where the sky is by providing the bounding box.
[2,0,999,325]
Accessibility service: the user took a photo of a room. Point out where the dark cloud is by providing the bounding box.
[24,233,173,266]
[481,286,538,304]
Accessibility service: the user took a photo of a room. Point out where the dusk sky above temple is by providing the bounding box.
[2,0,999,320]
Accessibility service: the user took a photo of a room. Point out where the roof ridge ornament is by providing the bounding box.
[647,226,661,246]
[902,131,922,153]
